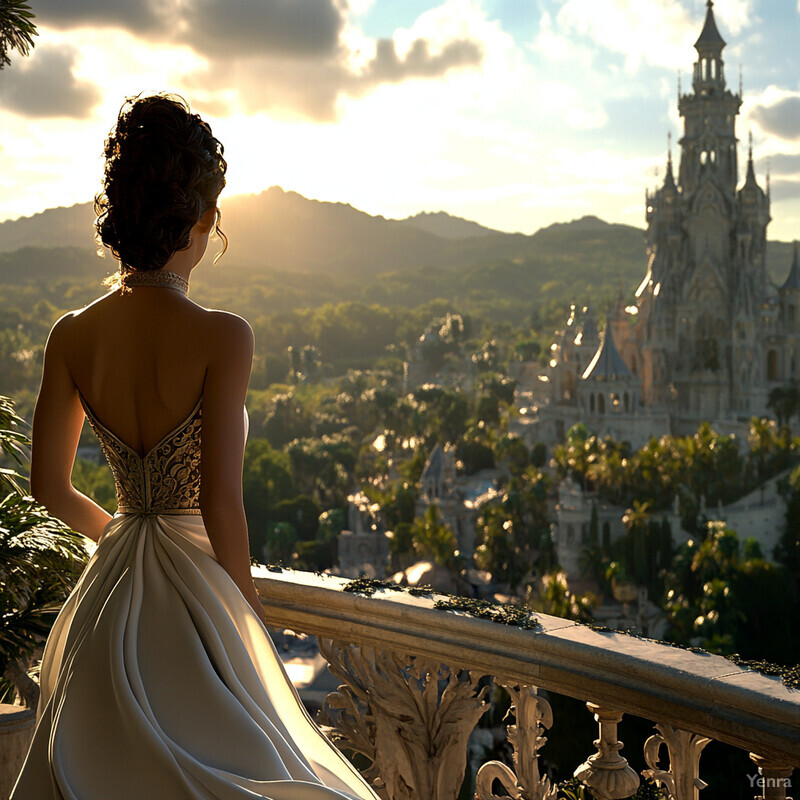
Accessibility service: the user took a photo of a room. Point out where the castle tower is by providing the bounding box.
[678,0,740,195]
[636,0,772,424]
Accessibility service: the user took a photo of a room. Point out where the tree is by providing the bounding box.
[530,568,594,621]
[767,385,800,427]
[0,0,37,69]
[0,394,29,494]
[664,522,796,661]
[410,504,459,570]
[263,521,297,564]
[242,438,294,554]
[0,396,88,705]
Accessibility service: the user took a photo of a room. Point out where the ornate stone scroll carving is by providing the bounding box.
[643,724,711,800]
[748,754,795,800]
[573,703,640,800]
[317,638,489,800]
[474,683,557,800]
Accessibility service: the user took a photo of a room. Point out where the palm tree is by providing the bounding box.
[0,395,29,495]
[0,0,37,69]
[622,499,651,533]
[0,396,89,706]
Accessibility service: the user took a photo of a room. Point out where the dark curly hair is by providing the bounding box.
[95,93,227,287]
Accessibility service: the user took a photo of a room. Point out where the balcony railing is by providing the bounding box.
[254,567,799,800]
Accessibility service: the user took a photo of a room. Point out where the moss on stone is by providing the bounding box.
[341,578,539,629]
[729,655,800,691]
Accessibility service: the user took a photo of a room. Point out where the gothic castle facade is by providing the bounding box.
[537,1,800,446]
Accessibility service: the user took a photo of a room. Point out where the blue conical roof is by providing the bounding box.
[582,325,632,381]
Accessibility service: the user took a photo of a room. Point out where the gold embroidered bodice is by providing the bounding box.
[77,390,203,515]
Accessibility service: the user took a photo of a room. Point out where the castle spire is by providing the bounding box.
[780,242,800,291]
[664,132,676,190]
[695,1,726,50]
[692,0,726,92]
[744,131,757,187]
[767,157,771,198]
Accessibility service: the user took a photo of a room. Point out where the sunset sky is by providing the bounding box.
[0,0,799,240]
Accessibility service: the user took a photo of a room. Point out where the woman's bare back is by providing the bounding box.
[64,288,222,456]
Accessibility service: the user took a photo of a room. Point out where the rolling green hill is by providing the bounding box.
[1,188,796,326]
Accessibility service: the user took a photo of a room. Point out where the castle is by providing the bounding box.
[529,1,799,448]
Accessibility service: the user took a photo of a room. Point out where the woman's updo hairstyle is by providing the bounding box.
[96,93,227,286]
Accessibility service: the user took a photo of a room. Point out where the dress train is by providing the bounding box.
[12,499,379,799]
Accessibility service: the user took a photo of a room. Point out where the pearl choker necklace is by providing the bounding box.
[120,269,189,295]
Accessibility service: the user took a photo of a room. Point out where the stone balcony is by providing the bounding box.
[254,567,800,800]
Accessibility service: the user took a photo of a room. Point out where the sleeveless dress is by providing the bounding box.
[11,391,379,800]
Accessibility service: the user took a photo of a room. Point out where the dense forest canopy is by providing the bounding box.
[2,192,799,677]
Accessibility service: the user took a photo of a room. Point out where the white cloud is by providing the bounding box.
[553,0,695,71]
[742,85,800,143]
[566,106,609,131]
[550,0,756,73]
[710,0,757,36]
[346,0,377,14]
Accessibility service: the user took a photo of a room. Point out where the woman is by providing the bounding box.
[11,94,379,800]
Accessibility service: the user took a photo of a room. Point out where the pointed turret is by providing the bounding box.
[738,133,768,216]
[781,242,800,291]
[692,0,727,94]
[664,149,677,192]
[743,133,758,189]
[695,1,726,49]
[582,325,632,381]
[678,0,739,194]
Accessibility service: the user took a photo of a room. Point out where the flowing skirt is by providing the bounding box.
[11,513,379,800]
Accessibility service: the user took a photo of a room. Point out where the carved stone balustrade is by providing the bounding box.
[253,568,800,798]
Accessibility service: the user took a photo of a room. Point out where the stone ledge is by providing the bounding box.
[254,567,800,764]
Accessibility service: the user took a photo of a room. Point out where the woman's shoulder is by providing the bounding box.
[200,308,253,339]
[44,305,86,347]
[50,290,123,332]
[197,308,254,357]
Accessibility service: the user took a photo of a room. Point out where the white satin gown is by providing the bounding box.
[11,391,379,800]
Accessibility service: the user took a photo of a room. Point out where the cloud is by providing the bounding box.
[184,34,481,122]
[552,0,694,71]
[749,94,800,142]
[760,153,800,177]
[769,177,800,203]
[0,45,100,118]
[24,0,485,121]
[179,0,345,59]
[185,0,486,120]
[548,0,756,72]
[28,0,167,34]
[710,0,758,37]
[364,36,480,82]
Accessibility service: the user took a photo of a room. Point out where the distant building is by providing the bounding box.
[338,492,390,578]
[552,470,788,576]
[523,2,798,449]
[416,443,502,558]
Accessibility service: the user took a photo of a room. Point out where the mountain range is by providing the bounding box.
[0,186,796,305]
